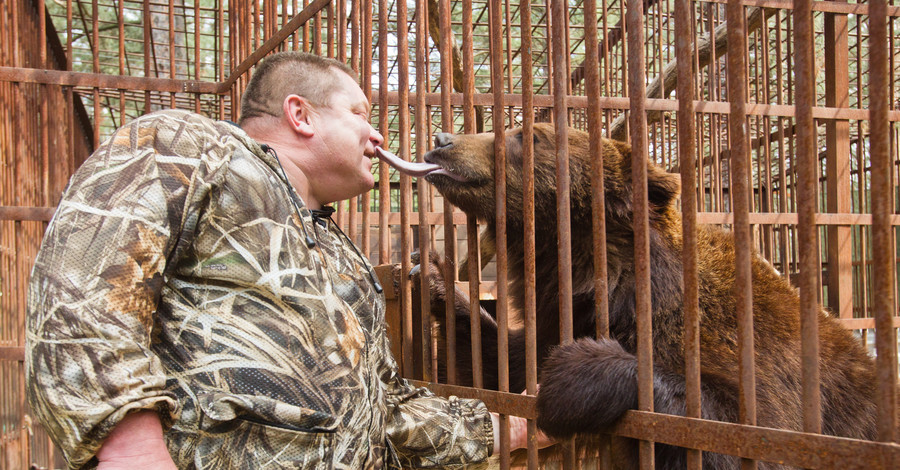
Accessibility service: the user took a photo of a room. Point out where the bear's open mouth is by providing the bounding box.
[375,147,468,182]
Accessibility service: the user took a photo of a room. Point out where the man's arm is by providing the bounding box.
[25,111,220,468]
[96,411,176,470]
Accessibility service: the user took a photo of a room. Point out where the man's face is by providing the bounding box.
[306,71,384,205]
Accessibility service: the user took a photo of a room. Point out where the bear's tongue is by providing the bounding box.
[375,147,467,182]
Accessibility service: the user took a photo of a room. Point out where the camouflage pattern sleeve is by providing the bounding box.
[25,111,227,469]
[379,337,494,467]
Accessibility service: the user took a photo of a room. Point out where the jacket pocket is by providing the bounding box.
[195,392,338,469]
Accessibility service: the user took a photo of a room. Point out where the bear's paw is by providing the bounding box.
[536,338,639,438]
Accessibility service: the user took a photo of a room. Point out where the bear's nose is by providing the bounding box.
[434,133,454,148]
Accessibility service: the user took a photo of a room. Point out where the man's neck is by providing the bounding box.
[243,122,320,210]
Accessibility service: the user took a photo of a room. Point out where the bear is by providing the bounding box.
[401,122,879,469]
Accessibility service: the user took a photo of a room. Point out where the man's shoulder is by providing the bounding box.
[130,109,221,135]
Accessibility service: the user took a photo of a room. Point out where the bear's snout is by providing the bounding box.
[433,132,454,149]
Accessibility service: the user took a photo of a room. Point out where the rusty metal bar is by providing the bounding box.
[0,347,25,362]
[460,0,483,390]
[347,0,360,243]
[361,0,373,256]
[520,0,538,465]
[625,0,654,466]
[414,0,433,383]
[438,0,458,386]
[488,0,510,463]
[193,0,201,113]
[413,379,900,467]
[365,90,900,120]
[0,206,55,221]
[585,0,612,465]
[726,3,757,470]
[548,0,577,463]
[0,67,219,94]
[377,0,390,265]
[611,411,900,469]
[142,0,151,112]
[39,0,48,206]
[218,0,332,93]
[337,0,346,62]
[675,0,701,468]
[794,0,823,435]
[398,0,413,378]
[217,0,224,118]
[91,0,99,147]
[867,0,899,445]
[168,0,175,108]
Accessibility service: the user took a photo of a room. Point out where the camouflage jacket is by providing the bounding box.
[26,110,493,469]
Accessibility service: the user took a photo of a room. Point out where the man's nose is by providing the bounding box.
[434,133,454,148]
[369,125,385,148]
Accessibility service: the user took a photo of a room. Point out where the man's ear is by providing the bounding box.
[283,94,315,138]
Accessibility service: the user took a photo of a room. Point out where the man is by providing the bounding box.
[26,52,536,469]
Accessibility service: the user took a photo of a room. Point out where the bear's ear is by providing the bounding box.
[647,166,680,209]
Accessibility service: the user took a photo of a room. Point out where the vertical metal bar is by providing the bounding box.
[348,0,360,244]
[550,0,576,467]
[675,0,701,468]
[415,0,433,383]
[92,0,100,146]
[795,0,823,436]
[362,0,373,257]
[144,0,152,113]
[726,3,757,469]
[326,1,334,57]
[253,0,260,50]
[868,0,899,445]
[521,0,538,464]
[774,10,788,278]
[626,0,653,466]
[822,6,848,317]
[378,0,390,265]
[461,0,483,389]
[194,0,201,114]
[67,0,75,175]
[488,0,510,464]
[437,0,457,385]
[39,0,48,206]
[338,0,347,61]
[218,0,225,119]
[397,0,414,379]
[169,0,176,108]
[585,0,612,467]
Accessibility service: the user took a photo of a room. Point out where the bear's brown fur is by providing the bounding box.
[414,123,879,469]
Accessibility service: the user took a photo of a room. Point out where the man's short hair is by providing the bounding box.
[238,52,357,124]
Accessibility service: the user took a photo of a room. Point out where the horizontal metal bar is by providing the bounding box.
[8,206,899,227]
[696,212,900,226]
[0,70,895,123]
[704,0,900,16]
[410,380,537,418]
[0,67,218,93]
[0,206,55,221]
[0,347,25,362]
[371,92,900,121]
[613,411,900,469]
[418,381,900,467]
[837,317,900,330]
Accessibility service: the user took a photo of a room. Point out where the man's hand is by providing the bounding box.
[96,411,177,470]
[491,388,555,454]
[507,413,555,451]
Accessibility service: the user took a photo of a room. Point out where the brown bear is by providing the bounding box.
[396,122,879,469]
